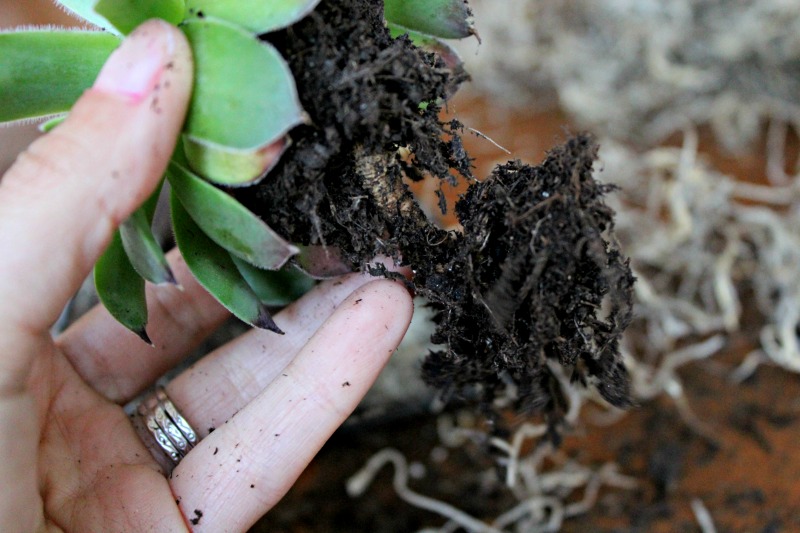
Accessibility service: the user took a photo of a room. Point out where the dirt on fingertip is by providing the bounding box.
[242,0,634,425]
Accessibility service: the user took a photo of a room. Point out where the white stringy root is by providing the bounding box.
[457,0,800,407]
[461,0,800,152]
[347,3,800,527]
[602,127,800,391]
[347,414,636,533]
[691,498,718,533]
[347,124,799,531]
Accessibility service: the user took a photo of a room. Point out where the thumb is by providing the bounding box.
[0,19,192,342]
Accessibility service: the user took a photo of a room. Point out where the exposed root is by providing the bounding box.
[348,420,637,532]
[346,448,502,533]
[691,498,718,533]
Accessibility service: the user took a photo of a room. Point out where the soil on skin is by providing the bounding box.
[246,0,634,422]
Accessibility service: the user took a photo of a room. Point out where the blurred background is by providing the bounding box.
[3,1,799,532]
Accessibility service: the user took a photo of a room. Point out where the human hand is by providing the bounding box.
[0,20,413,532]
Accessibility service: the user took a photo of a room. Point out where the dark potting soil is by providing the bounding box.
[246,0,635,424]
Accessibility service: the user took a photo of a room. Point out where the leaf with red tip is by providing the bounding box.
[384,0,475,40]
[293,245,354,279]
[167,159,299,270]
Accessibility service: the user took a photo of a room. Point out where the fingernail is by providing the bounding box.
[94,20,175,102]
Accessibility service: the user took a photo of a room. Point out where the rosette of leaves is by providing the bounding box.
[0,0,474,342]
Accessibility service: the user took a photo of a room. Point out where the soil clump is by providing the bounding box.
[248,0,634,420]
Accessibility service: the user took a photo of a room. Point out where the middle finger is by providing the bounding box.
[164,270,386,436]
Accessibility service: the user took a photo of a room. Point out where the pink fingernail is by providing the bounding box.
[93,20,175,102]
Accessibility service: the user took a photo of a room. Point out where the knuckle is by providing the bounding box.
[5,135,78,194]
[6,127,126,228]
[23,126,90,178]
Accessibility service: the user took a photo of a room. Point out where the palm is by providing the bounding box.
[33,342,181,531]
[0,22,412,531]
[8,260,411,532]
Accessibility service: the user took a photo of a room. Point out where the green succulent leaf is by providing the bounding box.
[383,0,474,39]
[119,184,176,286]
[388,23,463,70]
[95,230,151,343]
[182,134,289,188]
[232,255,315,307]
[53,0,117,32]
[93,0,185,35]
[171,191,283,333]
[0,30,119,124]
[181,19,305,185]
[184,0,321,34]
[167,159,299,270]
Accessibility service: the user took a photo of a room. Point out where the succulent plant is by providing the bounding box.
[0,0,475,342]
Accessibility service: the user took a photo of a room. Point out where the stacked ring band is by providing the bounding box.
[137,386,198,465]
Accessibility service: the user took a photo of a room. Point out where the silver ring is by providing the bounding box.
[136,386,198,469]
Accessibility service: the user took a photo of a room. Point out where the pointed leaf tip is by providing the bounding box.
[95,230,149,340]
[136,328,154,346]
[171,190,281,329]
[256,308,284,335]
[167,160,298,270]
[119,189,176,286]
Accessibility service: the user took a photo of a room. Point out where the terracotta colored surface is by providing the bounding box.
[406,90,574,228]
